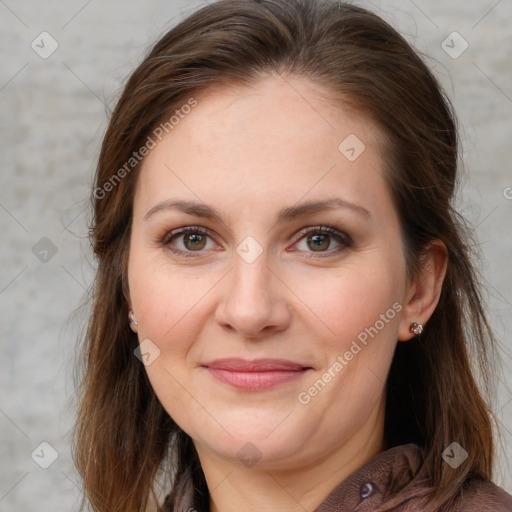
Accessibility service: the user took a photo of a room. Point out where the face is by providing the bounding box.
[127,74,411,470]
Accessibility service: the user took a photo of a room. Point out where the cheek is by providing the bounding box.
[293,261,401,345]
[129,250,209,341]
[291,259,403,411]
[294,266,400,422]
[127,257,210,417]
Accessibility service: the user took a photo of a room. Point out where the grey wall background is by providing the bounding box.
[1,0,511,510]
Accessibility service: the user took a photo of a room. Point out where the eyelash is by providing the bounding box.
[159,225,353,259]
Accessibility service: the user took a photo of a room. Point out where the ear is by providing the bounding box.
[122,278,137,332]
[125,296,136,330]
[398,239,448,341]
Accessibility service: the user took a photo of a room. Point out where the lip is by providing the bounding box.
[202,358,312,391]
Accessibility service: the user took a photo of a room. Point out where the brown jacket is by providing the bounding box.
[313,443,512,511]
[165,443,512,511]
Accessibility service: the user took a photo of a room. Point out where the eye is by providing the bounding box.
[291,225,353,258]
[160,225,352,259]
[161,226,218,258]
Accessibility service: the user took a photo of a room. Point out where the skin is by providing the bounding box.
[127,74,447,512]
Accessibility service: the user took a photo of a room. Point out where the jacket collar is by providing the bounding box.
[313,443,427,511]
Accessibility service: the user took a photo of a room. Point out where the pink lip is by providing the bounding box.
[202,358,312,391]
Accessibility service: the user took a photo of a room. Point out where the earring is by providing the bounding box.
[128,310,138,331]
[409,322,423,336]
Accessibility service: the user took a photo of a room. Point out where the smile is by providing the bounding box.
[202,358,313,391]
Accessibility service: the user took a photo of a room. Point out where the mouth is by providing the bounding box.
[201,358,313,391]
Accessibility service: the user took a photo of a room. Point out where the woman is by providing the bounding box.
[73,0,512,511]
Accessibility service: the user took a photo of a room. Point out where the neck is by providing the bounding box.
[195,398,386,512]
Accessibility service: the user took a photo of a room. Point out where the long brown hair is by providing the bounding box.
[72,1,503,510]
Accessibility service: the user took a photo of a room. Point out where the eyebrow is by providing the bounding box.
[143,197,371,225]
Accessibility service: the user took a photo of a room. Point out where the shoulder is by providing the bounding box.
[451,478,512,511]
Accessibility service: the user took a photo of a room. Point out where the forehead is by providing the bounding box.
[135,74,390,222]
[171,74,376,150]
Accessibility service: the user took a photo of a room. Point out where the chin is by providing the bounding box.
[189,414,316,469]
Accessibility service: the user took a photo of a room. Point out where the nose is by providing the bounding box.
[214,249,291,340]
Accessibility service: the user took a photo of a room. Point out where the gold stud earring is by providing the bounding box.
[409,322,423,336]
